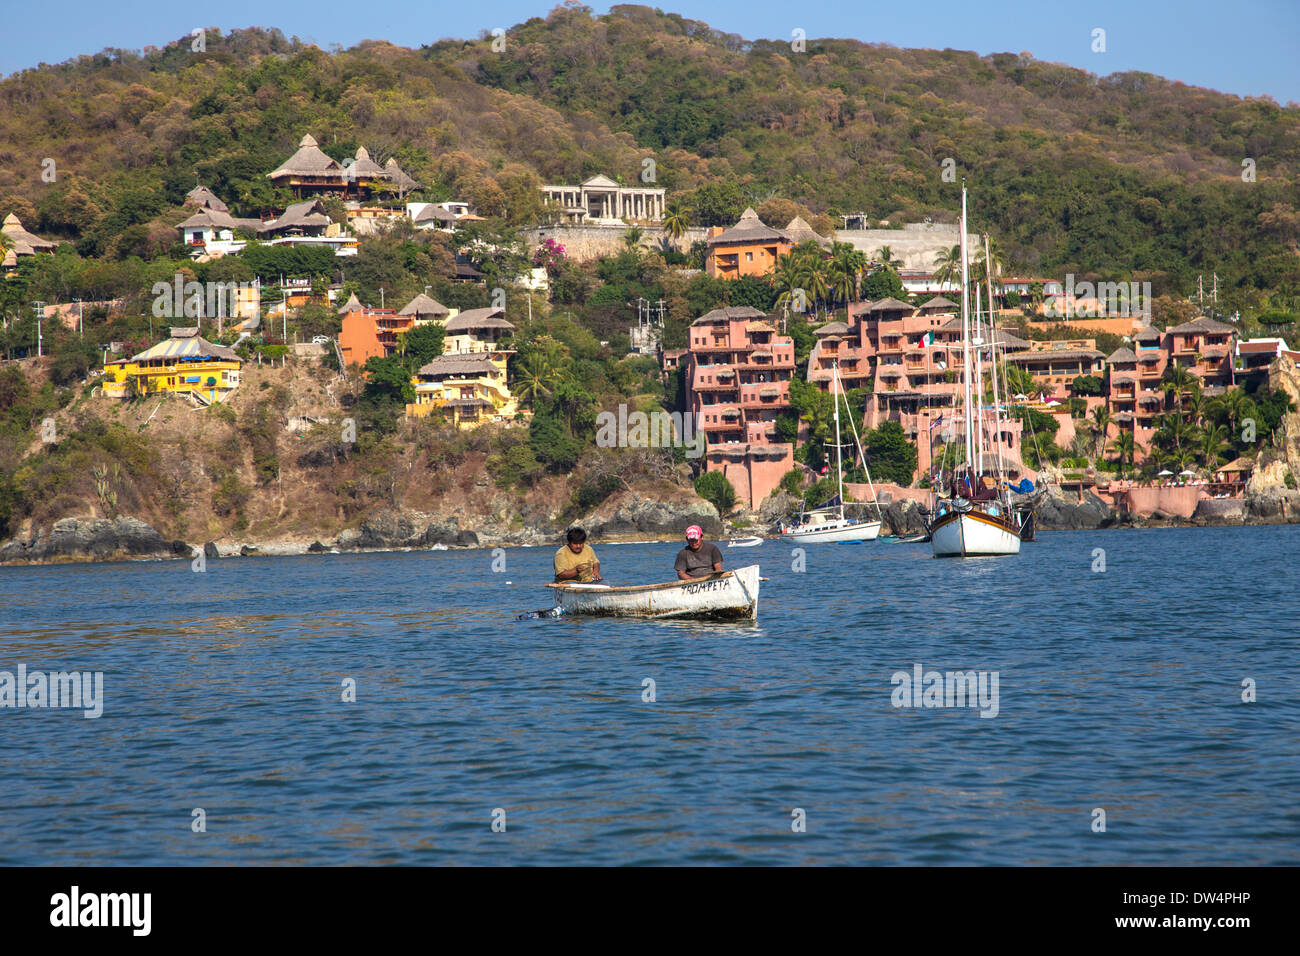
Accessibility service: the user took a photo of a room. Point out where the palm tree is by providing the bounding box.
[800,396,833,468]
[971,238,1005,296]
[932,245,962,290]
[1002,363,1035,399]
[1198,423,1231,469]
[1154,410,1200,457]
[514,350,560,407]
[1027,280,1045,313]
[1090,405,1112,459]
[1107,430,1136,478]
[772,252,808,314]
[621,226,645,253]
[828,242,865,308]
[800,256,830,317]
[662,201,690,251]
[875,245,902,271]
[1161,361,1198,409]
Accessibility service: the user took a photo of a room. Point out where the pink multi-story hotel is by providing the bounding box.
[686,306,796,509]
[1106,316,1237,457]
[806,296,1030,479]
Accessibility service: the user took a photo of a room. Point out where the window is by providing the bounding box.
[745,252,753,262]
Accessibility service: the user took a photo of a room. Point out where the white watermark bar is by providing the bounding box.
[0,665,104,718]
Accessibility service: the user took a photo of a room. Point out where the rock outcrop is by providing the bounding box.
[0,516,189,563]
[882,499,929,536]
[1034,487,1115,530]
[346,509,479,550]
[581,487,722,539]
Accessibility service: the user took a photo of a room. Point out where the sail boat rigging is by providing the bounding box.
[929,186,1025,557]
[781,361,883,543]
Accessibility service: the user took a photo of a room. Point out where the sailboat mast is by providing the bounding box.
[984,233,1008,496]
[975,283,984,477]
[960,186,974,477]
[833,361,844,515]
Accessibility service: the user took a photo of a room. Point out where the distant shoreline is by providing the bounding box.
[3,518,1297,568]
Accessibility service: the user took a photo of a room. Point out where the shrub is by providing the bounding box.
[694,469,736,514]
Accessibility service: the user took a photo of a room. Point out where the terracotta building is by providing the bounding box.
[806,296,1030,479]
[704,209,793,280]
[686,306,796,508]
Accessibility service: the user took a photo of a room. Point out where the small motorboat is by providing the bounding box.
[727,536,763,548]
[429,543,449,551]
[544,565,760,620]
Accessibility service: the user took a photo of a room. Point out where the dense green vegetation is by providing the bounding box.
[1,7,1299,539]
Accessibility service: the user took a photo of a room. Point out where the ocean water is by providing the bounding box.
[1,525,1297,866]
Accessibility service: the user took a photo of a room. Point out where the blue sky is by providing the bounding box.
[2,0,1298,104]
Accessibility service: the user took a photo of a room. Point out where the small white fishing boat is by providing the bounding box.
[429,542,449,551]
[727,536,763,548]
[545,565,760,620]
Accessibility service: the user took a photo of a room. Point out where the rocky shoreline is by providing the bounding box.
[3,486,1298,566]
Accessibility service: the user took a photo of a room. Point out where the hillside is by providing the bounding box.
[0,352,716,554]
[0,5,1296,304]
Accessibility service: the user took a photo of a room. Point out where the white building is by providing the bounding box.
[542,175,665,224]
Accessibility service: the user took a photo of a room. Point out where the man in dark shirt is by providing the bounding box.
[674,525,723,580]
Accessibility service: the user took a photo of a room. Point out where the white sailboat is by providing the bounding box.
[930,187,1023,558]
[782,361,882,543]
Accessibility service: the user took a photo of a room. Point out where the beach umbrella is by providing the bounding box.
[1157,469,1173,476]
[1179,469,1196,476]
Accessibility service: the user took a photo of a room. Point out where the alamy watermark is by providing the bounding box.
[152,273,259,320]
[595,403,704,459]
[890,663,999,718]
[0,664,103,718]
[1050,274,1152,320]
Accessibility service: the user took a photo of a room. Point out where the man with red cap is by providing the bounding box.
[674,524,723,580]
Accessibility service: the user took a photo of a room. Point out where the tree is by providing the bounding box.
[1090,404,1112,459]
[662,201,690,250]
[932,245,961,289]
[864,420,918,485]
[1161,361,1198,408]
[1107,430,1136,477]
[874,245,902,270]
[694,469,736,515]
[1070,375,1103,396]
[1198,423,1231,469]
[401,323,445,371]
[860,266,906,303]
[828,242,866,307]
[361,355,415,408]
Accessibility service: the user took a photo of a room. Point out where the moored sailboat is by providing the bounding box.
[930,187,1024,557]
[781,361,882,543]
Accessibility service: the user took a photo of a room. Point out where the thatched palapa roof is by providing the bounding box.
[706,208,787,246]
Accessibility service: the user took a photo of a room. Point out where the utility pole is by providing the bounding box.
[34,302,44,357]
[77,298,83,338]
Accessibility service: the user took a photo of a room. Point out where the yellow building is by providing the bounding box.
[102,327,241,405]
[406,353,518,427]
[406,307,519,427]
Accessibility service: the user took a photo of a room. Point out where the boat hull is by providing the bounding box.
[930,511,1021,557]
[546,565,760,620]
[783,520,881,544]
